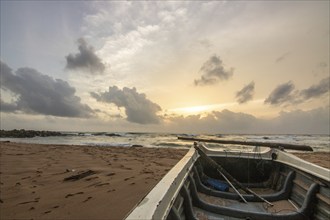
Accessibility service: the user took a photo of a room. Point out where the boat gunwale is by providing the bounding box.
[200,142,330,182]
[274,149,330,182]
[125,147,198,220]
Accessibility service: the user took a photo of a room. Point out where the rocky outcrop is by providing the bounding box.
[0,129,65,138]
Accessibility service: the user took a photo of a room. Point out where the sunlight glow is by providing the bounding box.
[168,102,238,115]
[171,105,211,114]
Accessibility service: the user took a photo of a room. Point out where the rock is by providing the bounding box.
[0,129,65,138]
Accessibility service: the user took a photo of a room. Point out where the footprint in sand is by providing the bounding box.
[65,192,84,198]
[120,165,133,170]
[83,197,92,202]
[18,198,39,205]
[21,176,31,180]
[142,169,154,174]
[106,172,116,177]
[95,183,110,187]
[124,176,135,181]
[65,193,74,198]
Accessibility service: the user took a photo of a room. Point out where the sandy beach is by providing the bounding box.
[293,152,330,169]
[0,142,187,220]
[0,142,329,220]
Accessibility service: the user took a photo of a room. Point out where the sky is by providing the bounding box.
[0,1,329,134]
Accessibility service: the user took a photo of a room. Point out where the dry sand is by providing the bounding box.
[293,152,330,169]
[0,142,329,220]
[0,142,187,220]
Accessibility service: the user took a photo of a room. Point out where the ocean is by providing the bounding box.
[0,132,329,152]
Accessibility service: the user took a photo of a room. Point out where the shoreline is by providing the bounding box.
[0,142,329,219]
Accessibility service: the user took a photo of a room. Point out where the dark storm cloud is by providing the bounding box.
[91,86,162,124]
[0,60,94,117]
[236,81,255,104]
[300,77,329,100]
[194,55,233,86]
[65,38,105,74]
[264,81,296,105]
[0,99,18,112]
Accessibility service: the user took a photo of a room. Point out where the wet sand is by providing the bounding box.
[0,142,329,220]
[0,142,187,219]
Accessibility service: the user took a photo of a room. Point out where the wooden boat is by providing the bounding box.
[126,138,330,220]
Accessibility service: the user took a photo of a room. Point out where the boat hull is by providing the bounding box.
[126,143,330,220]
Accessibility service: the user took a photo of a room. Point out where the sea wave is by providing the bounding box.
[0,133,328,152]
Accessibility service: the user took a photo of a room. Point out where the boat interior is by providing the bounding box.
[167,152,330,220]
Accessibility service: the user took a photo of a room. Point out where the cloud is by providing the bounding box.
[213,109,258,131]
[0,61,94,117]
[300,77,329,100]
[272,107,329,134]
[166,107,329,134]
[236,81,255,104]
[0,99,18,112]
[91,86,162,124]
[194,55,234,86]
[165,110,259,133]
[275,52,290,63]
[265,78,329,106]
[264,81,296,105]
[65,38,105,74]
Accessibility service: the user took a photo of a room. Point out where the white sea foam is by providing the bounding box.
[1,133,329,152]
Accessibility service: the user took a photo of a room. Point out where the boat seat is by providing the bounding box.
[193,166,296,202]
[186,174,319,220]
